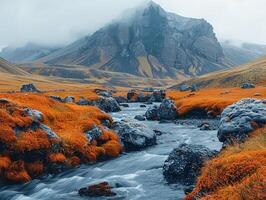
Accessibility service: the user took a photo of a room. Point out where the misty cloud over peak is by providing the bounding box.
[0,0,265,50]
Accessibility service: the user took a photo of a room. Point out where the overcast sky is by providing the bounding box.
[0,0,265,49]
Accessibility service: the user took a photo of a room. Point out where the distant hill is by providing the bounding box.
[222,41,266,65]
[0,43,59,63]
[37,1,231,79]
[171,55,266,89]
[0,57,29,75]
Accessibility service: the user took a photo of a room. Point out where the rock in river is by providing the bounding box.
[163,143,217,185]
[111,120,156,151]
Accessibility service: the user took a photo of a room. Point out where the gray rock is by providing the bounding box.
[20,83,40,93]
[84,125,103,143]
[145,105,159,120]
[134,115,146,121]
[49,95,63,102]
[96,97,121,113]
[39,124,60,139]
[136,93,152,102]
[151,90,166,102]
[24,108,43,122]
[64,96,75,103]
[120,103,129,108]
[111,120,156,151]
[163,143,217,185]
[241,83,255,89]
[114,96,128,103]
[77,97,95,106]
[157,99,178,120]
[218,98,266,145]
[96,90,112,97]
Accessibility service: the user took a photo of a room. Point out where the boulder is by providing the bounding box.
[134,115,146,121]
[136,93,152,102]
[145,105,159,120]
[96,90,112,97]
[140,104,147,108]
[79,182,116,197]
[120,103,129,108]
[49,96,63,103]
[84,125,103,143]
[63,96,75,103]
[77,97,95,106]
[241,83,255,89]
[20,83,40,93]
[218,98,266,145]
[157,99,178,120]
[163,143,217,185]
[114,96,128,103]
[151,90,166,102]
[96,97,121,113]
[111,120,156,151]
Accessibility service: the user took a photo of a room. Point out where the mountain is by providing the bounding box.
[38,1,230,79]
[222,41,266,65]
[0,57,29,75]
[171,55,266,89]
[0,43,59,63]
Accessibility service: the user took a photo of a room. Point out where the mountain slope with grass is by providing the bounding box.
[171,55,266,89]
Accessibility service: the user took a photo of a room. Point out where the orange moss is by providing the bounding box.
[69,156,80,167]
[101,140,122,158]
[12,129,50,152]
[48,153,67,163]
[5,161,31,183]
[0,156,11,170]
[168,87,266,117]
[185,128,266,200]
[25,161,44,177]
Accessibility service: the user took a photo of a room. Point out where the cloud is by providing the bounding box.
[0,0,265,49]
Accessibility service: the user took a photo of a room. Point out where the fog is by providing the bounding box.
[0,0,265,49]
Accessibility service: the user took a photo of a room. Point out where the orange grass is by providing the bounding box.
[168,87,266,117]
[0,92,122,183]
[184,127,266,200]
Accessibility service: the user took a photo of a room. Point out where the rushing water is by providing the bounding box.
[0,103,222,200]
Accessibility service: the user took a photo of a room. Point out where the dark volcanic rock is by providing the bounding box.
[120,103,129,108]
[84,125,103,143]
[111,120,156,151]
[241,83,256,89]
[145,105,159,120]
[157,99,178,120]
[40,1,228,78]
[96,90,112,97]
[134,115,146,121]
[63,96,75,103]
[163,143,217,185]
[114,96,128,103]
[218,98,266,145]
[49,95,63,102]
[79,182,116,197]
[96,97,121,113]
[150,90,166,102]
[20,83,40,93]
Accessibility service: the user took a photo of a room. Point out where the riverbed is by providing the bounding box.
[0,103,222,200]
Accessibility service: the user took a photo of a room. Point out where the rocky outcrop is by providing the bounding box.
[111,120,156,151]
[127,89,166,103]
[79,182,116,197]
[145,99,178,120]
[114,96,128,104]
[241,83,255,89]
[84,125,103,143]
[218,98,266,145]
[40,1,228,79]
[20,83,41,93]
[163,144,217,185]
[96,97,121,113]
[134,115,146,121]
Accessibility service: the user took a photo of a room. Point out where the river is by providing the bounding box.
[0,103,222,200]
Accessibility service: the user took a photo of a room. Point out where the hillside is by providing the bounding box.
[171,55,266,89]
[37,1,231,79]
[0,57,29,75]
[0,43,59,63]
[222,41,266,65]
